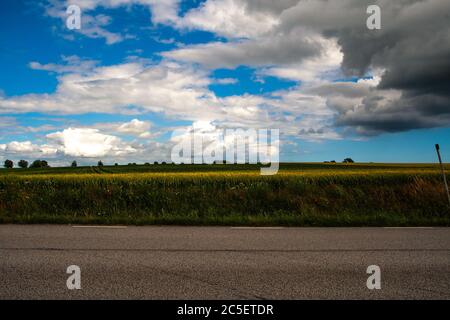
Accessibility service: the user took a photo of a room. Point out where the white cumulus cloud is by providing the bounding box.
[46,128,138,157]
[117,119,152,138]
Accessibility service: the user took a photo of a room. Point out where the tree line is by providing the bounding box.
[4,160,173,168]
[3,159,50,169]
[4,158,356,169]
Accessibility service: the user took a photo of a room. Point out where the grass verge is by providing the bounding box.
[1,167,449,226]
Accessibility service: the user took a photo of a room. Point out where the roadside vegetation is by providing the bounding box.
[0,163,449,226]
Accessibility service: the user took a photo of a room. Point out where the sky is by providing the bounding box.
[0,0,449,166]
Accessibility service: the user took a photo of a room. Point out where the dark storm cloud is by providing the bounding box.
[335,92,450,136]
[271,0,450,134]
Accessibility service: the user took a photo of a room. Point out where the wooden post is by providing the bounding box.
[435,144,450,207]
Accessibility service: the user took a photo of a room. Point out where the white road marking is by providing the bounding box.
[383,227,434,229]
[71,225,128,229]
[231,227,285,230]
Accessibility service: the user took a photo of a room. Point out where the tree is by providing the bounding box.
[343,158,354,163]
[98,160,104,166]
[4,159,13,168]
[18,160,28,168]
[71,161,77,167]
[154,161,158,165]
[29,160,39,168]
[30,160,50,168]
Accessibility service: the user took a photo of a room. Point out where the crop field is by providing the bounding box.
[0,163,449,226]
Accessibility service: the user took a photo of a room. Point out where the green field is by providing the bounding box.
[0,163,449,226]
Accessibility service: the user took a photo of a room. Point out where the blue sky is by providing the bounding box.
[0,0,449,166]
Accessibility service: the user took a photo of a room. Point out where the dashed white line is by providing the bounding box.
[383,227,434,229]
[71,225,128,229]
[230,227,285,230]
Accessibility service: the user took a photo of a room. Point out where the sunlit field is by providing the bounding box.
[1,163,449,226]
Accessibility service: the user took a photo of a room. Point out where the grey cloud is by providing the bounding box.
[244,0,300,15]
[163,33,322,69]
[277,0,450,134]
[334,91,450,135]
[305,82,371,98]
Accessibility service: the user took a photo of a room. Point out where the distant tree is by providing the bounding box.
[144,162,150,166]
[29,160,40,168]
[115,163,119,166]
[4,159,13,168]
[18,160,28,168]
[154,161,158,165]
[71,160,77,167]
[29,160,50,168]
[343,158,354,163]
[98,160,104,166]
[162,161,167,165]
[330,160,336,163]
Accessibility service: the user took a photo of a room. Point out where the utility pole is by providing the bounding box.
[435,144,450,207]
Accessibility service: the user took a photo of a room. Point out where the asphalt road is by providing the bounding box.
[0,225,449,299]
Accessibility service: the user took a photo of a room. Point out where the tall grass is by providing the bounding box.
[0,165,449,226]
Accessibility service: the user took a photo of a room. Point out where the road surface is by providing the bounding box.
[0,225,449,299]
